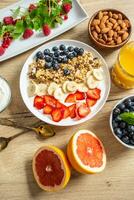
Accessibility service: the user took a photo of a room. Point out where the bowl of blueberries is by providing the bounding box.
[110,95,134,149]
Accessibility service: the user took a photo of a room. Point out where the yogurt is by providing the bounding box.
[0,76,11,112]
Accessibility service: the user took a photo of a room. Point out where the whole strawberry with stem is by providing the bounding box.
[42,24,51,36]
[63,3,72,13]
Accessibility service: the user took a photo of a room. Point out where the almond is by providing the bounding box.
[120,22,126,29]
[118,13,123,20]
[92,31,98,40]
[116,36,122,44]
[107,37,113,42]
[108,30,114,37]
[113,14,118,19]
[115,26,121,31]
[122,32,129,41]
[99,22,105,29]
[95,25,101,33]
[113,23,118,29]
[101,27,110,33]
[92,19,100,26]
[124,19,130,28]
[103,34,107,41]
[98,38,106,44]
[118,30,125,35]
[113,31,118,38]
[98,11,103,20]
[118,19,123,25]
[103,11,108,15]
[107,40,115,45]
[108,11,113,18]
[109,18,116,24]
[101,15,109,23]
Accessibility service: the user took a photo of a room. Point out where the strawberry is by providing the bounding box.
[86,98,97,107]
[65,94,76,103]
[23,28,34,39]
[56,101,64,108]
[68,104,76,119]
[74,91,85,100]
[0,46,5,56]
[86,88,101,100]
[2,37,12,48]
[34,96,45,110]
[63,3,72,13]
[64,15,68,20]
[43,95,57,107]
[62,106,70,119]
[42,24,51,36]
[51,108,63,122]
[43,105,53,114]
[28,4,37,12]
[77,103,90,118]
[3,16,13,25]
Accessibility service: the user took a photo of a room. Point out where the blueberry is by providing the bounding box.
[45,62,52,69]
[121,135,129,144]
[127,125,134,132]
[74,47,79,53]
[63,69,70,76]
[63,50,69,56]
[62,57,68,63]
[128,131,134,138]
[59,44,66,51]
[52,62,60,70]
[129,106,134,112]
[49,53,54,57]
[78,48,84,56]
[114,128,122,138]
[115,116,122,122]
[117,103,125,110]
[67,53,74,59]
[124,108,129,113]
[112,120,118,128]
[130,139,134,145]
[125,98,131,106]
[119,122,126,129]
[72,51,78,57]
[68,46,74,52]
[54,51,60,57]
[52,46,58,51]
[113,108,121,116]
[44,49,50,55]
[57,57,62,63]
[45,56,52,62]
[60,51,65,56]
[36,51,44,59]
[122,129,128,136]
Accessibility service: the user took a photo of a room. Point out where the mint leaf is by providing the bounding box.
[10,7,21,18]
[120,112,134,125]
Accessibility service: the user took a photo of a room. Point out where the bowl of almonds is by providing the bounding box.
[88,9,132,48]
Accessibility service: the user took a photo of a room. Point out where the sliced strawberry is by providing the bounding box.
[86,88,101,100]
[28,4,37,12]
[77,103,90,118]
[86,98,97,107]
[62,106,70,119]
[65,94,76,103]
[74,91,85,100]
[43,105,53,114]
[56,101,64,108]
[68,104,76,119]
[34,96,45,110]
[51,108,63,122]
[43,95,57,107]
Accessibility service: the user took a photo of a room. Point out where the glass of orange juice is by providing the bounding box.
[111,41,134,89]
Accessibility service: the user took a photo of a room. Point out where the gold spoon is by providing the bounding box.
[0,118,55,151]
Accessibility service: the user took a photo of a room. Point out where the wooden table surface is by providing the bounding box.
[0,1,134,200]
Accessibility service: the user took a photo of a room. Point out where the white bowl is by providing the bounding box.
[20,39,111,126]
[110,95,134,149]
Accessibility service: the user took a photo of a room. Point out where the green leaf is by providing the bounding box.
[120,112,134,125]
[32,17,42,30]
[10,7,21,18]
[15,20,24,33]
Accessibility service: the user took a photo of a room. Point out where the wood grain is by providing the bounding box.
[0,1,134,200]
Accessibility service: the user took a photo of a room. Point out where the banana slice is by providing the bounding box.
[66,81,77,92]
[62,81,70,93]
[93,68,104,81]
[36,83,47,96]
[27,81,37,97]
[54,88,65,101]
[77,83,88,92]
[48,82,59,95]
[86,70,93,78]
[87,75,99,89]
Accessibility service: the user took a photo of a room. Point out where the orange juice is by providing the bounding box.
[112,41,134,89]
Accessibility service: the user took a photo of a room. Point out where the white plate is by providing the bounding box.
[20,39,111,126]
[0,0,88,62]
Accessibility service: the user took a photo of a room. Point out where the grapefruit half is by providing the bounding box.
[33,145,71,192]
[67,130,106,174]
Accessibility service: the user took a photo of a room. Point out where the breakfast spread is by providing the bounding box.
[27,44,104,122]
[1,0,134,196]
[0,0,72,56]
[89,9,131,47]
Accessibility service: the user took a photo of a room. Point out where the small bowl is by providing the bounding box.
[88,9,132,49]
[110,95,134,149]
